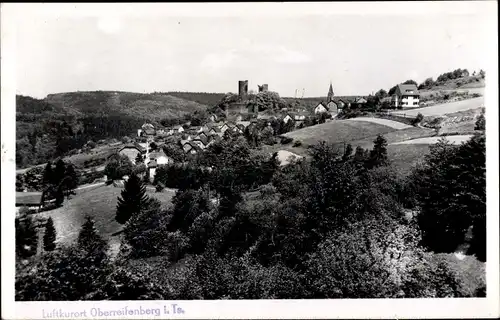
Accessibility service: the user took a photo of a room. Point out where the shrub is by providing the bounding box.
[281,137,293,145]
[412,113,424,126]
[292,140,302,147]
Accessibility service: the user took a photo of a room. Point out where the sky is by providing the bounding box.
[11,2,496,99]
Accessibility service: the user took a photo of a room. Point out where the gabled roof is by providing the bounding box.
[141,123,155,130]
[149,151,168,159]
[193,135,208,145]
[173,125,184,130]
[16,192,43,206]
[396,84,420,96]
[147,159,158,168]
[119,143,146,153]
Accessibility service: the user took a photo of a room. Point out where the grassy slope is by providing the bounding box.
[282,120,397,147]
[161,92,225,107]
[38,185,176,246]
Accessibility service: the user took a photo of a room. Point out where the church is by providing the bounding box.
[314,82,344,115]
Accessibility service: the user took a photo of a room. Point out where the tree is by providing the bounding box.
[403,79,418,86]
[478,69,485,79]
[169,187,210,232]
[43,217,57,252]
[77,216,108,262]
[342,144,353,161]
[474,110,485,130]
[135,153,144,164]
[104,154,133,181]
[53,159,66,186]
[63,163,78,197]
[410,134,485,257]
[42,162,54,187]
[375,89,388,99]
[367,134,389,168]
[116,173,150,224]
[15,213,39,259]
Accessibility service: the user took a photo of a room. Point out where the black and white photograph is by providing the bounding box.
[1,2,499,319]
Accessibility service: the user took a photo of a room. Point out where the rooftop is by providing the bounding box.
[16,192,43,206]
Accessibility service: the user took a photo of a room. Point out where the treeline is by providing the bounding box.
[16,118,486,299]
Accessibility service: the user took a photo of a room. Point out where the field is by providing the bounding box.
[38,185,176,251]
[391,97,484,117]
[282,119,397,148]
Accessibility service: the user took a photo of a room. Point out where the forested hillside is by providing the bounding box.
[16,91,208,168]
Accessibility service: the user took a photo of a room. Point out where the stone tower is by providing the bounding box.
[258,84,269,92]
[238,80,249,99]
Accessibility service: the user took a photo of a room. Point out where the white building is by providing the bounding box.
[314,102,328,114]
[391,84,420,108]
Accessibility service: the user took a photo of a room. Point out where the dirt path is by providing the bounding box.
[390,135,473,145]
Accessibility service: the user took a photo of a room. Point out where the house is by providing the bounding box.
[391,84,420,108]
[283,114,293,124]
[219,123,230,134]
[141,123,156,136]
[314,102,328,114]
[148,150,172,166]
[181,142,201,155]
[327,100,339,114]
[117,143,146,164]
[147,159,158,181]
[356,97,368,105]
[236,121,252,129]
[156,129,166,135]
[173,125,184,134]
[192,136,208,149]
[16,192,45,213]
[189,126,204,134]
[209,114,218,122]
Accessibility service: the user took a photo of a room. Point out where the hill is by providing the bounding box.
[16,91,208,168]
[282,119,397,148]
[45,91,208,122]
[158,92,225,107]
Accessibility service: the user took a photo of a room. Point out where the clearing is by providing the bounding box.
[282,120,397,148]
[390,135,473,145]
[343,117,413,130]
[276,150,304,166]
[390,97,484,117]
[38,184,176,251]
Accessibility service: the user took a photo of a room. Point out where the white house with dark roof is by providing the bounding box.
[391,84,420,108]
[314,102,328,114]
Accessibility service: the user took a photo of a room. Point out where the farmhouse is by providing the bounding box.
[314,102,328,114]
[141,123,156,136]
[117,143,146,164]
[391,84,420,108]
[173,125,185,134]
[16,192,45,213]
[148,150,172,166]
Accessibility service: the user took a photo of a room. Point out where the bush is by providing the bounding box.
[280,137,293,145]
[292,140,302,147]
[155,182,165,192]
[412,113,424,126]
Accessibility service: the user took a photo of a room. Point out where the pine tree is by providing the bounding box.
[342,144,353,161]
[77,215,108,260]
[53,159,66,186]
[135,153,144,164]
[43,217,57,251]
[63,163,78,197]
[55,184,65,207]
[42,162,54,188]
[367,134,389,168]
[116,173,150,224]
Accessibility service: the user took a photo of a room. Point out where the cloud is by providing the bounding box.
[97,16,122,35]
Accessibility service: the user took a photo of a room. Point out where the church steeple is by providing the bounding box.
[327,81,334,101]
